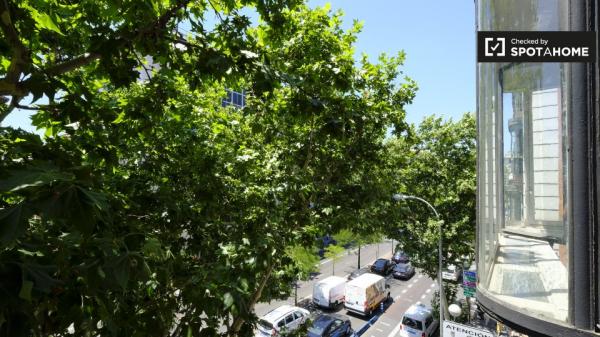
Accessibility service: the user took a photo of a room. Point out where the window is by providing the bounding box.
[221,89,245,108]
[401,317,423,331]
[285,314,294,325]
[477,0,570,325]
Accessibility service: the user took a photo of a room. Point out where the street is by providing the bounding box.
[254,241,437,337]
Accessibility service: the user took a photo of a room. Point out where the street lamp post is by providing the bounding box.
[393,193,448,336]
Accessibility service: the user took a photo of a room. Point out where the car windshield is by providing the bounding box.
[395,264,409,272]
[308,317,330,335]
[258,319,273,330]
[374,259,387,267]
[402,317,423,330]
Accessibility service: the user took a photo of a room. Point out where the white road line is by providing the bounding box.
[380,322,391,327]
[319,258,332,265]
[430,283,436,288]
[402,289,408,294]
[417,274,423,279]
[376,328,384,332]
[420,294,426,299]
[408,284,413,288]
[387,322,402,337]
[394,295,401,300]
[426,288,432,294]
[411,279,418,284]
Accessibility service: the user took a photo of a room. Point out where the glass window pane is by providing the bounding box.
[477,0,570,325]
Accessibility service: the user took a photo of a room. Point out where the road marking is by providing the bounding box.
[376,328,384,332]
[402,289,408,294]
[380,321,391,327]
[420,294,426,299]
[411,279,418,284]
[430,283,436,288]
[408,284,413,288]
[394,295,401,300]
[426,288,432,294]
[387,322,402,337]
[319,258,332,265]
[417,274,423,279]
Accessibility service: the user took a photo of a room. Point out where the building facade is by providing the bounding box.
[476,0,599,336]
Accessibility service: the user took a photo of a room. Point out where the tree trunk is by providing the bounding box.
[229,262,274,336]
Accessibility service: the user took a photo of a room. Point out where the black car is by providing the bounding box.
[370,258,395,276]
[347,267,370,280]
[392,251,409,264]
[392,262,416,280]
[307,314,352,337]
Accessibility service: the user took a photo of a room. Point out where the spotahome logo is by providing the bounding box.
[484,37,505,57]
[478,31,596,62]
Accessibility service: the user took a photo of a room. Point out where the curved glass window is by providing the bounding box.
[477,0,570,324]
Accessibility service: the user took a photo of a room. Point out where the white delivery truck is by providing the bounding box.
[312,276,347,309]
[344,273,390,316]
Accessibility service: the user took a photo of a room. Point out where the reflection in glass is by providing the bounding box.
[477,0,570,324]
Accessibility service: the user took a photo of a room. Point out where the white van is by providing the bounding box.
[256,305,310,337]
[399,303,438,337]
[313,276,346,309]
[344,273,390,316]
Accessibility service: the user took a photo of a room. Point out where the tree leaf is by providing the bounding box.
[0,165,75,193]
[19,280,34,301]
[223,292,234,309]
[0,203,31,245]
[32,11,64,35]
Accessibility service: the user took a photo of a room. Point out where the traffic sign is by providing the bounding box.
[463,287,475,297]
[443,320,494,337]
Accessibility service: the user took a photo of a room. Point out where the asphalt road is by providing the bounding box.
[254,241,438,337]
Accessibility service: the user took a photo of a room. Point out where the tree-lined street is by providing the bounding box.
[254,242,437,337]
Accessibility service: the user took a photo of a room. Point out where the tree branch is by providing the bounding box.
[0,0,29,98]
[44,52,102,76]
[228,261,275,336]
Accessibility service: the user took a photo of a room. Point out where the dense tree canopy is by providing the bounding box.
[384,113,476,279]
[0,1,417,336]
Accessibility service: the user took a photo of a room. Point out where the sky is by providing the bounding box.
[308,1,476,125]
[2,1,476,132]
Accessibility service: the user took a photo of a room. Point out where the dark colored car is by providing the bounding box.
[347,267,370,280]
[370,258,395,276]
[392,263,416,280]
[317,235,338,258]
[392,251,409,264]
[307,314,352,337]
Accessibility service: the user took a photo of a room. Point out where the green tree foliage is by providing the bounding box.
[285,245,318,280]
[0,1,416,336]
[384,113,476,279]
[323,245,345,276]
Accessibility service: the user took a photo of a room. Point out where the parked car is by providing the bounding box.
[347,267,370,281]
[317,235,338,258]
[307,314,352,337]
[392,251,410,264]
[442,264,462,282]
[399,303,438,337]
[313,276,346,309]
[370,258,395,276]
[256,305,310,337]
[392,263,416,280]
[344,273,390,316]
